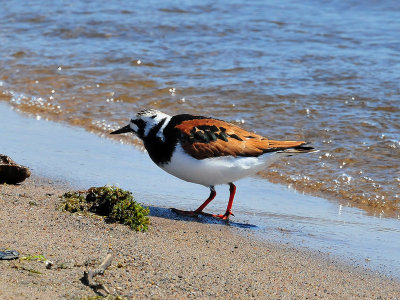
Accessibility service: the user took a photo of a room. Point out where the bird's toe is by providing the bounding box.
[171,208,199,217]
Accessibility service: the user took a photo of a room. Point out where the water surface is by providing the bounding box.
[0,0,399,216]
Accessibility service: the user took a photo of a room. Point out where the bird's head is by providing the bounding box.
[110,109,171,140]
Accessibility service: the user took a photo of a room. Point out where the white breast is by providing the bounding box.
[159,144,284,187]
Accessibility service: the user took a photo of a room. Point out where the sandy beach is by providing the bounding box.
[0,175,399,299]
[1,1,400,298]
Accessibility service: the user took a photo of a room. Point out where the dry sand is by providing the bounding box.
[0,176,399,299]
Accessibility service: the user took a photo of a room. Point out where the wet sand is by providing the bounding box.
[1,176,399,299]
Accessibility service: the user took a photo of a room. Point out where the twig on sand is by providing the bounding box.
[83,253,113,295]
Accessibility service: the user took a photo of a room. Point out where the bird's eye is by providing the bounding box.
[150,115,156,119]
[131,119,146,133]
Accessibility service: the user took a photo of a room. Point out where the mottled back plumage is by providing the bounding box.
[175,118,310,159]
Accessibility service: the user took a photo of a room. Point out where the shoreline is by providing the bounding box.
[2,101,400,280]
[1,175,400,299]
[2,100,399,220]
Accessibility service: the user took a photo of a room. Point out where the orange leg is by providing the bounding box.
[171,187,216,217]
[211,183,236,220]
[195,187,217,213]
[171,183,236,220]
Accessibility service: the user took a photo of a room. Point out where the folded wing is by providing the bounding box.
[175,118,310,159]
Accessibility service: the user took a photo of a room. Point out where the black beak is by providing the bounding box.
[110,125,133,135]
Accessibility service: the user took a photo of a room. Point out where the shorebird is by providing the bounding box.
[111,109,315,220]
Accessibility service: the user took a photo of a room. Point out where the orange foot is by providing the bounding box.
[208,210,234,220]
[171,208,234,220]
[170,208,200,217]
[198,210,234,220]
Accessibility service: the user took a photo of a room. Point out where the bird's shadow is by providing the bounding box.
[148,206,258,229]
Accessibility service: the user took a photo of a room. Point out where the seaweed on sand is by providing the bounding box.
[60,186,149,232]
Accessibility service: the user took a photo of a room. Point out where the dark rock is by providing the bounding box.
[0,154,31,184]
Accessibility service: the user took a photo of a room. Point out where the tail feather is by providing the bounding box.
[260,140,317,154]
[267,139,306,149]
[278,144,318,154]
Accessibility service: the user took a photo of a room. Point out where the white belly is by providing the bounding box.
[159,144,283,187]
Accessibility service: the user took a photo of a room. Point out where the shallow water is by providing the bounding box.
[0,0,399,216]
[1,103,399,278]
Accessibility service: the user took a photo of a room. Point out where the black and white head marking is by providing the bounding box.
[130,109,171,141]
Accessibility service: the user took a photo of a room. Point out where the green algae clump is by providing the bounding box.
[59,191,87,213]
[60,186,149,232]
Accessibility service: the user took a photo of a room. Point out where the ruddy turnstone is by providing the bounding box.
[111,109,315,220]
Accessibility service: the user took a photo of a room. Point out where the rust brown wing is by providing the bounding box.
[175,118,307,159]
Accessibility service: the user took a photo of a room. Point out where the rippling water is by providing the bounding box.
[1,0,399,216]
